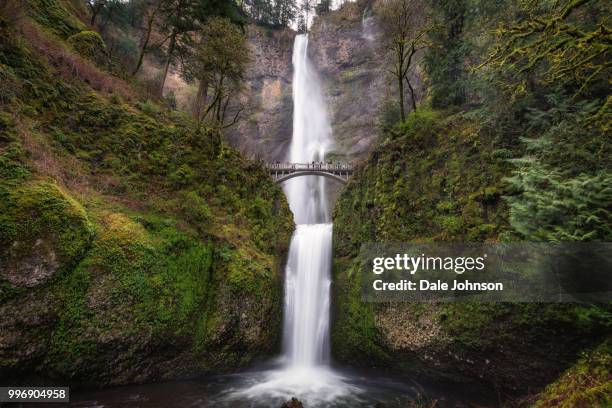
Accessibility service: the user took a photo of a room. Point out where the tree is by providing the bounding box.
[242,0,297,27]
[87,0,108,26]
[376,0,432,121]
[424,0,467,108]
[154,0,246,95]
[186,17,250,129]
[131,0,166,77]
[296,10,306,33]
[300,0,315,32]
[157,0,199,97]
[315,0,331,16]
[273,0,297,27]
[482,0,610,104]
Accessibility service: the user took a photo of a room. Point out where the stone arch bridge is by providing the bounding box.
[266,162,353,184]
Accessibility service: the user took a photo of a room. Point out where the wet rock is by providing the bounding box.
[280,397,304,408]
[308,1,425,162]
[2,239,59,287]
[226,25,295,161]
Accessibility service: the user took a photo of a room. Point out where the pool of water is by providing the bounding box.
[17,365,495,408]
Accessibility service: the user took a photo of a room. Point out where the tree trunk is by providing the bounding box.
[396,45,406,121]
[193,79,208,122]
[158,31,176,98]
[407,78,417,112]
[90,7,101,25]
[398,72,405,121]
[214,76,225,123]
[132,2,160,77]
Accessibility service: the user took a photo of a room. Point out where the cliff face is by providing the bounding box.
[308,2,384,161]
[228,1,420,164]
[225,25,295,161]
[308,0,424,162]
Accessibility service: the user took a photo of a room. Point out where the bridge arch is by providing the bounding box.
[275,170,348,184]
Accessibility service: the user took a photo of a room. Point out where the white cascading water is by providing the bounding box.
[282,34,332,367]
[227,34,360,406]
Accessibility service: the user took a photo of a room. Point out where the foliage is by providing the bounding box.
[534,340,612,407]
[67,30,108,65]
[243,0,297,28]
[154,0,246,96]
[375,0,432,119]
[424,0,467,108]
[87,0,108,25]
[482,0,610,101]
[28,0,86,37]
[186,17,251,128]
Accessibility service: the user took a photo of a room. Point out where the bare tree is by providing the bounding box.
[131,0,166,77]
[376,0,432,120]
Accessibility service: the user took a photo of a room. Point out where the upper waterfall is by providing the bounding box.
[284,34,333,225]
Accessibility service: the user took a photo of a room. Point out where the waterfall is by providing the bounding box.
[284,34,331,225]
[227,34,360,406]
[361,7,375,41]
[282,33,332,367]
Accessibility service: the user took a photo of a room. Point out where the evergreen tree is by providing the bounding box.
[156,0,245,95]
[424,0,467,108]
[187,17,250,130]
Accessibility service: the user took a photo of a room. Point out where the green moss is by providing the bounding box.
[0,180,94,300]
[45,212,216,376]
[331,259,390,366]
[0,181,93,255]
[28,0,86,38]
[534,340,612,408]
[67,31,107,65]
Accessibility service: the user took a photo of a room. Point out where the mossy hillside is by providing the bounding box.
[334,109,508,250]
[0,4,293,385]
[331,109,610,391]
[533,340,611,408]
[27,0,87,38]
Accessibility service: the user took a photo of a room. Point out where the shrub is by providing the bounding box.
[0,67,21,103]
[179,190,213,225]
[169,164,196,189]
[67,30,107,66]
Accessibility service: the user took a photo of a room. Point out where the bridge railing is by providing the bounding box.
[266,162,353,172]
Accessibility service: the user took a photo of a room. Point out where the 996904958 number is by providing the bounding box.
[0,387,69,402]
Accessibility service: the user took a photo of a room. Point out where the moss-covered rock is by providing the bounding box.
[67,31,107,65]
[534,340,612,408]
[0,181,94,295]
[533,340,611,407]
